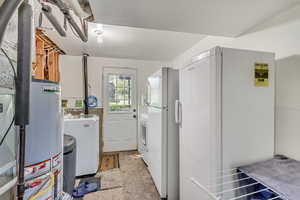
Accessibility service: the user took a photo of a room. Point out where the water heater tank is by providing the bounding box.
[24,79,63,200]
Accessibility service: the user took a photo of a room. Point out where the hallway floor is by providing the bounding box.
[81,151,160,200]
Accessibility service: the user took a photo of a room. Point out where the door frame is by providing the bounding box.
[102,66,139,151]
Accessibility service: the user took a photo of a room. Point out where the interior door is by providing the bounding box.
[103,68,138,152]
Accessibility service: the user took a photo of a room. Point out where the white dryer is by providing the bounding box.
[64,115,99,176]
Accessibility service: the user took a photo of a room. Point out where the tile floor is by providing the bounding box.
[80,151,160,200]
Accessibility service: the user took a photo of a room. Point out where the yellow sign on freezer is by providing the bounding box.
[255,63,269,87]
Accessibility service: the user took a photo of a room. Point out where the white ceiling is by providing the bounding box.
[90,0,300,37]
[34,0,205,61]
[35,0,300,61]
[42,19,205,61]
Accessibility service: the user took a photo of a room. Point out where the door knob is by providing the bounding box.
[133,115,137,118]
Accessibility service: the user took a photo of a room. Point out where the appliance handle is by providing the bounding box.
[175,100,182,124]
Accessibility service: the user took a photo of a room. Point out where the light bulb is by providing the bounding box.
[97,35,104,43]
[96,24,104,31]
[93,23,104,44]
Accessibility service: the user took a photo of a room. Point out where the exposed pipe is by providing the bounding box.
[63,0,90,19]
[15,2,33,200]
[83,19,89,41]
[83,54,89,115]
[17,126,26,200]
[54,0,88,42]
[0,0,23,46]
[65,11,88,42]
[15,1,32,126]
[42,4,66,37]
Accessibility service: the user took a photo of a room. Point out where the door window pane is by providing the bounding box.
[108,74,132,112]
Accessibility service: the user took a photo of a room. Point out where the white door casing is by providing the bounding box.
[103,67,138,152]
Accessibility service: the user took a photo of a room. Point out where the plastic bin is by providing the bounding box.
[63,135,76,195]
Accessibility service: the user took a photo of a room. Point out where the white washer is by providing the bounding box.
[64,115,99,176]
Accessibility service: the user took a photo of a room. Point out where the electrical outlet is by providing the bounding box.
[0,103,3,113]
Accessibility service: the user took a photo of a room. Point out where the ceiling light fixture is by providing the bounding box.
[96,34,104,43]
[94,24,104,44]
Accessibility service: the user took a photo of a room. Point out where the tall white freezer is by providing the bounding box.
[179,47,275,200]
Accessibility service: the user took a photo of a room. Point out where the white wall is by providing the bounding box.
[60,56,83,99]
[60,55,163,111]
[60,55,164,152]
[275,55,300,161]
[170,4,300,69]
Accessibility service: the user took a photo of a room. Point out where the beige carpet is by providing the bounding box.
[84,151,160,200]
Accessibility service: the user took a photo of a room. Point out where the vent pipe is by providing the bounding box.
[54,0,88,42]
[83,54,89,115]
[41,4,66,37]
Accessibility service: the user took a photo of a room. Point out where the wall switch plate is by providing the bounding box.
[0,103,3,113]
